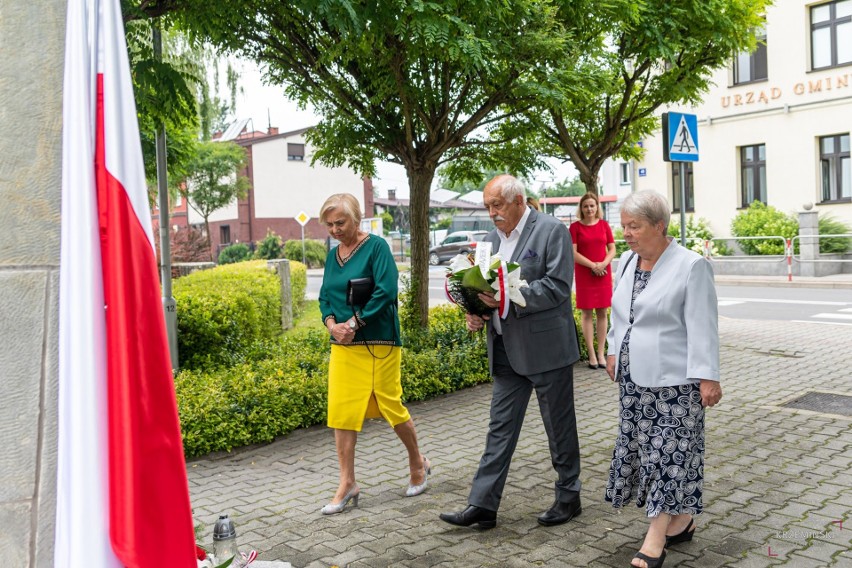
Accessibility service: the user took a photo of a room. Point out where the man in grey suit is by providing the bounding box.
[439,174,582,529]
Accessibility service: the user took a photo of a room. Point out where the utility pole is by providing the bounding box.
[153,24,179,370]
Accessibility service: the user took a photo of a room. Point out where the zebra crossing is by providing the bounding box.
[718,296,852,326]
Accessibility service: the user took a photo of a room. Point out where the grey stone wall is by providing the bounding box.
[0,0,65,565]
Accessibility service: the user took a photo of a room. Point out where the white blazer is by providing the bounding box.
[606,239,720,388]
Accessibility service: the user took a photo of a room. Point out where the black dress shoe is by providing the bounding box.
[439,505,497,529]
[537,498,581,526]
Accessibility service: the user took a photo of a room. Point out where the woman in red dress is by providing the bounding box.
[569,193,616,369]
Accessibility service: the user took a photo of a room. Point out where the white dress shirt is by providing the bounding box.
[493,206,532,335]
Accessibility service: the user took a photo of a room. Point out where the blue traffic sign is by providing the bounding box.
[663,112,699,162]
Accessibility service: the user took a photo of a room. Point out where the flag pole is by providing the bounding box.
[153,23,179,370]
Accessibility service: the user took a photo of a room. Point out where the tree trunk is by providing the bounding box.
[405,165,436,329]
[204,217,214,262]
[579,168,599,196]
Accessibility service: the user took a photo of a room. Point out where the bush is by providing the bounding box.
[730,202,798,255]
[218,243,252,264]
[284,239,328,268]
[174,261,282,369]
[668,214,730,256]
[818,215,852,254]
[175,331,330,457]
[254,231,284,260]
[174,303,490,458]
[612,227,630,256]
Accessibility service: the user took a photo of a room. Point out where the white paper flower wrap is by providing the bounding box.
[445,253,529,314]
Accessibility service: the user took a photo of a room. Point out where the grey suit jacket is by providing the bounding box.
[484,208,580,377]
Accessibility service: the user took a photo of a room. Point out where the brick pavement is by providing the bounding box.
[187,318,852,567]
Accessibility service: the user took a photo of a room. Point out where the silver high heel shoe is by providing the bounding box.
[405,457,431,497]
[321,485,360,515]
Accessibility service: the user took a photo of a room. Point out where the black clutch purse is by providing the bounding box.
[346,277,375,307]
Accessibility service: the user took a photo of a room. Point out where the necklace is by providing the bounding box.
[337,234,369,265]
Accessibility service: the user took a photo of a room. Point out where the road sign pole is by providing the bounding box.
[294,210,310,262]
[679,161,687,247]
[663,112,698,248]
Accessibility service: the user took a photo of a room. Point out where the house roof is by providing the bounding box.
[233,126,313,146]
[457,190,484,204]
[373,196,484,210]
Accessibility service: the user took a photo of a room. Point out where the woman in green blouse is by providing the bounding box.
[318,193,430,515]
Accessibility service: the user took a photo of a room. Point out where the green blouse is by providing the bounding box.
[319,235,401,346]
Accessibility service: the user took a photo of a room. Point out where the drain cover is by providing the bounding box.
[781,391,852,417]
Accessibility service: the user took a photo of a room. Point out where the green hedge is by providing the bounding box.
[174,261,283,369]
[174,280,603,457]
[218,243,252,264]
[175,304,491,458]
[176,332,331,457]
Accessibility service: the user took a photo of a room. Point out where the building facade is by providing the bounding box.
[189,126,373,258]
[625,0,851,238]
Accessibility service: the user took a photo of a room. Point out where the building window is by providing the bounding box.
[671,162,695,212]
[820,134,851,202]
[740,144,767,207]
[734,25,768,84]
[811,1,852,70]
[619,162,631,185]
[287,143,305,161]
[220,224,231,244]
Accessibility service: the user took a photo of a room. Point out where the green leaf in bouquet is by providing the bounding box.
[486,260,521,279]
[460,266,493,292]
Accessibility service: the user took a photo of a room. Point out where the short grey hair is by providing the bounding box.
[488,174,526,202]
[621,190,671,232]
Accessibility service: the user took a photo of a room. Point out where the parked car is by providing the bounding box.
[428,230,488,265]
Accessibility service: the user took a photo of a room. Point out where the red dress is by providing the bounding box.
[569,220,614,309]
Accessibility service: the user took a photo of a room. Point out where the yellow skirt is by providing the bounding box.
[327,344,410,431]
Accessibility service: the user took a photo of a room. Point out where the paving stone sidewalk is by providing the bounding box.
[187,318,852,567]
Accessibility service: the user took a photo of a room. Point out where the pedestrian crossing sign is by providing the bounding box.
[663,112,699,162]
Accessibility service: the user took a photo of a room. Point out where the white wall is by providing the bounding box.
[187,134,366,226]
[252,134,365,220]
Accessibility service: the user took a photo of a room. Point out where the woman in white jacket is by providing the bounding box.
[604,191,722,568]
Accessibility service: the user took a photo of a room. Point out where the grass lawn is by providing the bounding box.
[288,300,324,337]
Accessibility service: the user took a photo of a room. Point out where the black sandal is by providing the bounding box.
[632,550,666,568]
[665,518,695,547]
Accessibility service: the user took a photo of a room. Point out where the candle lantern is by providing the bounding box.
[212,514,239,563]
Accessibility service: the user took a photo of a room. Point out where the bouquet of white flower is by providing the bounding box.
[444,246,529,318]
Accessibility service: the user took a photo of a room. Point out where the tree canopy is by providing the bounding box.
[170,0,575,326]
[182,140,251,259]
[526,0,772,194]
[122,0,771,324]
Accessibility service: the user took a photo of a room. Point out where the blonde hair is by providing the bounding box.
[319,193,362,224]
[526,196,541,211]
[577,192,602,221]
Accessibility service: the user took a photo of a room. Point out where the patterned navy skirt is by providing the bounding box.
[604,268,705,518]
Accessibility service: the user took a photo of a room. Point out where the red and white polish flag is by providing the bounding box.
[57,0,195,566]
